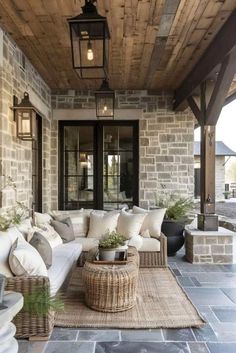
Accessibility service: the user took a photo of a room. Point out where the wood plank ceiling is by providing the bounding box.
[0,0,236,94]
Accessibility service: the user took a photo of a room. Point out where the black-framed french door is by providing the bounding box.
[59,120,139,210]
[32,114,42,212]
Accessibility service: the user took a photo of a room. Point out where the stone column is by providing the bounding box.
[0,292,23,353]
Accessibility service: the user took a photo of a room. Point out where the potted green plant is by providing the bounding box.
[99,231,127,261]
[156,192,193,256]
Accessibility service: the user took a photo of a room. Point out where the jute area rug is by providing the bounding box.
[55,267,205,329]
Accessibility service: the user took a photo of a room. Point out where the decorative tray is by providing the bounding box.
[92,260,128,265]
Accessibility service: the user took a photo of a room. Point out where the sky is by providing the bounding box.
[194,99,236,152]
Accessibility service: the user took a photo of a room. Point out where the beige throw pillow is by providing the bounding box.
[29,232,52,269]
[133,205,166,238]
[50,218,75,243]
[117,210,146,239]
[87,210,120,239]
[9,239,48,277]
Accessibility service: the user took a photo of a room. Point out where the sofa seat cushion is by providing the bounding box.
[71,238,99,252]
[47,242,82,296]
[127,235,143,250]
[139,238,160,252]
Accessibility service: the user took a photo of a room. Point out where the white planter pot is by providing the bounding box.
[99,245,128,261]
[99,249,117,261]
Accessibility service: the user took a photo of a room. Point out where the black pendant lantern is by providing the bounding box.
[67,0,110,79]
[95,79,115,118]
[12,92,37,141]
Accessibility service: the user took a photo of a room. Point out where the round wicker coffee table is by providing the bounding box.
[82,247,139,313]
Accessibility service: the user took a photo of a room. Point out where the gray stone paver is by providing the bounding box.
[17,252,236,353]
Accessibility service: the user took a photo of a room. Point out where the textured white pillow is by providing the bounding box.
[0,227,25,277]
[9,239,48,277]
[133,206,166,238]
[117,210,146,239]
[87,210,120,239]
[34,212,52,227]
[28,224,62,248]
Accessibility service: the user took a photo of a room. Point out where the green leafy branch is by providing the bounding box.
[23,290,64,316]
[155,188,193,222]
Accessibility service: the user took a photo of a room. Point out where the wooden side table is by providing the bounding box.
[0,292,23,353]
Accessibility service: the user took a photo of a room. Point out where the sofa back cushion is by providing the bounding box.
[87,210,120,239]
[52,210,91,238]
[0,227,25,277]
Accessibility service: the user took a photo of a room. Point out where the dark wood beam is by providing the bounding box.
[200,125,216,214]
[206,52,236,125]
[224,90,236,106]
[187,96,203,125]
[173,10,236,111]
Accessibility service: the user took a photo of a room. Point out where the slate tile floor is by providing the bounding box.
[18,251,236,353]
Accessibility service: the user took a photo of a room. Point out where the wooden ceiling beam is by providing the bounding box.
[173,9,236,111]
[206,51,236,125]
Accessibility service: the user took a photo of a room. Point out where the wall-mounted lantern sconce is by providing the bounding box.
[12,92,37,141]
[95,79,114,118]
[67,0,110,79]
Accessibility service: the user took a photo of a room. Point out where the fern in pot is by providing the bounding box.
[99,231,127,261]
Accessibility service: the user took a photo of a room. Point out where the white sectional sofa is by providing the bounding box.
[49,208,167,268]
[0,225,82,339]
[0,207,167,339]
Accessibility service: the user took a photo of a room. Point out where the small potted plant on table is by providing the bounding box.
[156,193,193,256]
[99,231,127,261]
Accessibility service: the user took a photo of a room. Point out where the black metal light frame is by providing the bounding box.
[12,92,37,141]
[95,79,115,118]
[67,0,110,79]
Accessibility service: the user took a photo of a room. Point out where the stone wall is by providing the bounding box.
[0,29,52,211]
[52,90,195,208]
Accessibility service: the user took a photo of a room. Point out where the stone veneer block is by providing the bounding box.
[185,226,236,264]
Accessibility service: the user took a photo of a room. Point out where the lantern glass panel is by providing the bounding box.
[96,93,114,117]
[16,109,37,140]
[70,20,109,79]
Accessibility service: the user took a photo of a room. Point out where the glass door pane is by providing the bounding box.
[63,126,94,209]
[103,125,134,211]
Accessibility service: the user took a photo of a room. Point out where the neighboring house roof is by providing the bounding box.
[194,141,236,156]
